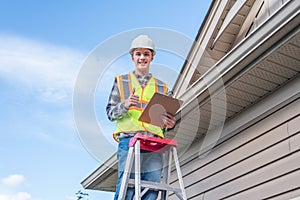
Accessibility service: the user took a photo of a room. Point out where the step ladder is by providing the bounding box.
[118,133,187,200]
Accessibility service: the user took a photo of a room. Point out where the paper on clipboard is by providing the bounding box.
[138,92,183,128]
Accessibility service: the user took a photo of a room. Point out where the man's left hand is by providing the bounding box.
[161,113,176,129]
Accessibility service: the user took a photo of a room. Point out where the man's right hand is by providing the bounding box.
[124,88,139,109]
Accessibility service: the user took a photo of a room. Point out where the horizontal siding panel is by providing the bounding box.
[290,132,300,153]
[226,169,300,200]
[289,115,300,152]
[204,150,300,199]
[183,138,290,199]
[288,115,300,136]
[169,123,289,192]
[268,188,300,200]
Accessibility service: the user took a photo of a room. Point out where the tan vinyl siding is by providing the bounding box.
[168,98,300,200]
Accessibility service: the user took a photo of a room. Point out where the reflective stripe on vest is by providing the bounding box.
[113,73,168,142]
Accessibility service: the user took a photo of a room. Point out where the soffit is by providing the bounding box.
[189,0,256,84]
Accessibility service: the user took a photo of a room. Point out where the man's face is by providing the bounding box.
[132,48,153,71]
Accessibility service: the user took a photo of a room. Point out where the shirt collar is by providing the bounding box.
[133,70,152,80]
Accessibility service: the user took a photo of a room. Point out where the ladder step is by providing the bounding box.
[128,179,182,193]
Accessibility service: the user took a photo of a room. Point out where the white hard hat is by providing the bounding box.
[129,35,156,56]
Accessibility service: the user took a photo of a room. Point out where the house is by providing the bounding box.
[81,0,300,199]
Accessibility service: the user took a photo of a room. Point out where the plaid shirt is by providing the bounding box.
[106,71,171,138]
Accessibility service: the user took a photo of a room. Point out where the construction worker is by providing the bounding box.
[106,34,176,200]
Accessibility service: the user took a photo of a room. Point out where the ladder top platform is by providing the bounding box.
[129,133,177,152]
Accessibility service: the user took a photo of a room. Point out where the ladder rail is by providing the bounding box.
[161,147,172,200]
[134,140,141,200]
[118,147,135,200]
[172,147,187,200]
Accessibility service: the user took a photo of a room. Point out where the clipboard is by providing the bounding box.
[138,92,183,128]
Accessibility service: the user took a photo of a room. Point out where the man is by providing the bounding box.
[106,34,176,200]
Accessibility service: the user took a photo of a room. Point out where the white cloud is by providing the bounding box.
[65,195,77,200]
[1,175,25,187]
[0,192,31,200]
[0,175,34,200]
[0,175,32,200]
[0,33,86,102]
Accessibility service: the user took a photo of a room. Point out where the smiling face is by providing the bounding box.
[131,48,154,76]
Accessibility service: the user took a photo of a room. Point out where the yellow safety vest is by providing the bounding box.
[113,73,168,142]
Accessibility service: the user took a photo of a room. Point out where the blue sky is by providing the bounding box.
[0,1,211,199]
